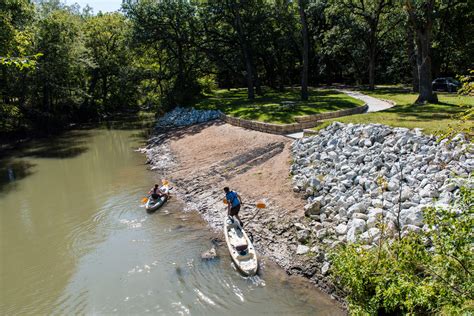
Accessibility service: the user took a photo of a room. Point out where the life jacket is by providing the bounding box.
[226,191,240,207]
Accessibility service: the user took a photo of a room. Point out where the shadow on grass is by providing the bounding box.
[194,88,361,124]
[358,86,469,122]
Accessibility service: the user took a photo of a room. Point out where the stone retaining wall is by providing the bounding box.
[218,104,368,134]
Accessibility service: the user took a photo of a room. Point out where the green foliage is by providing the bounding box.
[0,53,43,71]
[123,0,203,107]
[330,185,474,314]
[458,70,474,97]
[193,87,364,124]
[1,0,472,135]
[198,75,218,95]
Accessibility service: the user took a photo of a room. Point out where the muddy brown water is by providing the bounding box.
[0,119,342,315]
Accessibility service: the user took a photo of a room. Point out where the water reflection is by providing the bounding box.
[18,131,91,159]
[0,160,36,196]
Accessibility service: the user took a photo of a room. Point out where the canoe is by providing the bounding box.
[145,195,167,212]
[224,217,258,276]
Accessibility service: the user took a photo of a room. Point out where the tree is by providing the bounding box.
[83,13,135,114]
[405,0,438,103]
[298,0,309,100]
[123,0,203,106]
[340,0,400,90]
[32,9,86,117]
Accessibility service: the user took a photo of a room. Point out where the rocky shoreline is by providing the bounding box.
[292,122,472,247]
[139,107,473,310]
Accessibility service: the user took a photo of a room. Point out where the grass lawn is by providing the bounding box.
[193,87,364,124]
[315,86,473,136]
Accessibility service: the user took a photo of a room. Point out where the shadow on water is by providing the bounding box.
[18,132,90,159]
[0,160,36,196]
[0,114,154,195]
[0,131,91,195]
[100,113,156,131]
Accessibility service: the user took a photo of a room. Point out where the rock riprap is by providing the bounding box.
[155,107,220,130]
[291,122,472,245]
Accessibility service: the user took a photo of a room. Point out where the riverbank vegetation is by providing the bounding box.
[330,186,473,314]
[2,0,473,137]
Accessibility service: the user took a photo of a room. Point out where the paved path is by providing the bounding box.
[337,89,395,112]
[285,90,395,139]
[286,131,305,139]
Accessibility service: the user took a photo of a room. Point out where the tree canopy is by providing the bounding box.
[1,0,473,134]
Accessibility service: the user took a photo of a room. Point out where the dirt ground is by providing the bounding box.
[167,121,305,214]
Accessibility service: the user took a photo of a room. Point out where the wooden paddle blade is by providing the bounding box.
[161,179,169,186]
[256,200,266,209]
[223,198,228,204]
[141,197,148,203]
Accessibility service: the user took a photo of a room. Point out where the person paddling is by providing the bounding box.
[149,184,162,200]
[224,187,243,227]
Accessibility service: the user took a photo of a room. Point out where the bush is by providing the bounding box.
[330,185,473,314]
[198,74,218,95]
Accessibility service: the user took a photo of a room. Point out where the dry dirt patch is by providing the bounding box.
[168,121,304,213]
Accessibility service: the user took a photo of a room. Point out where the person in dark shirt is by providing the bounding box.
[224,187,243,227]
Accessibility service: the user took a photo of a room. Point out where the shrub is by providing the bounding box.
[330,185,473,314]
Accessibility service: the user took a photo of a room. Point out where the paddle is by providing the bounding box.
[141,180,172,204]
[223,198,267,220]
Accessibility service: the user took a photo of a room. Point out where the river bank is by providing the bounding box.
[141,107,473,311]
[140,118,348,307]
[1,116,344,315]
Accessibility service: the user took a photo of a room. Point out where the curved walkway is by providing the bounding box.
[286,90,395,139]
[337,89,395,112]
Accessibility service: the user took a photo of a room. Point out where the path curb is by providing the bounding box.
[218,104,368,135]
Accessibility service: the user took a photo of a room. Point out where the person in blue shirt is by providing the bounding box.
[224,187,243,227]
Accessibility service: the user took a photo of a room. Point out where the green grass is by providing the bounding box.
[193,87,364,124]
[314,86,473,136]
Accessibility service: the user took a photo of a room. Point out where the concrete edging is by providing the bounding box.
[218,104,368,135]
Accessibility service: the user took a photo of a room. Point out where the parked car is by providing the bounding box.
[432,77,461,92]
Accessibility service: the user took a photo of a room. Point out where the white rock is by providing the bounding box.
[346,218,367,242]
[359,228,381,244]
[296,245,310,255]
[400,187,414,202]
[387,180,399,191]
[352,213,369,220]
[297,229,311,243]
[321,261,330,275]
[347,202,368,217]
[335,224,348,235]
[400,207,423,227]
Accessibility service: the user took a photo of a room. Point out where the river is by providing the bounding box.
[0,118,342,315]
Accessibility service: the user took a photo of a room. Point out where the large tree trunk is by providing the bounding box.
[298,0,309,101]
[407,26,419,92]
[367,27,377,91]
[242,44,255,100]
[407,0,438,103]
[102,75,108,106]
[234,5,254,100]
[368,46,376,91]
[414,26,437,103]
[87,69,99,107]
